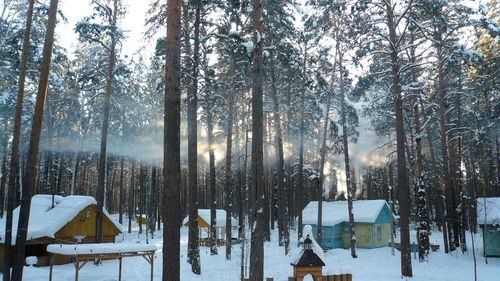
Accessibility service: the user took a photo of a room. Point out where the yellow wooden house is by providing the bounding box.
[0,194,122,270]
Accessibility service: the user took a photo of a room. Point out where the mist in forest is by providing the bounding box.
[38,103,390,195]
[39,123,229,168]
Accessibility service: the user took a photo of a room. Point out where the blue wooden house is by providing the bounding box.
[477,197,500,257]
[302,200,392,249]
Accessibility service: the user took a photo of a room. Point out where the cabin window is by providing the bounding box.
[377,225,382,240]
[81,209,91,221]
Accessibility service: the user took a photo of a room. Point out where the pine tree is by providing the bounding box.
[3,1,35,279]
[383,0,412,276]
[163,0,182,280]
[75,0,124,244]
[184,0,202,274]
[249,0,265,279]
[11,0,59,280]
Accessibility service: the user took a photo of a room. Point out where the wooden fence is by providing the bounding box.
[243,274,353,281]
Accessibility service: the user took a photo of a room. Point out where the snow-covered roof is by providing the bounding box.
[0,194,122,244]
[302,200,389,226]
[47,243,157,255]
[182,209,237,228]
[477,197,500,225]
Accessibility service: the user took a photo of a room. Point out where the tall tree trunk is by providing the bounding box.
[139,164,145,234]
[241,104,250,279]
[436,28,456,252]
[385,0,411,276]
[108,164,116,213]
[249,0,264,279]
[263,115,271,242]
[337,48,357,258]
[4,0,35,274]
[207,104,217,255]
[414,96,430,262]
[455,71,466,253]
[297,42,307,240]
[496,136,500,189]
[118,157,124,224]
[285,85,294,229]
[410,32,429,262]
[317,97,331,245]
[185,0,201,273]
[45,100,55,201]
[56,153,64,195]
[225,55,235,260]
[1,143,7,218]
[270,58,289,254]
[81,155,89,195]
[95,0,118,244]
[163,0,182,279]
[70,152,79,195]
[420,98,448,249]
[150,166,157,237]
[11,0,58,279]
[128,161,135,233]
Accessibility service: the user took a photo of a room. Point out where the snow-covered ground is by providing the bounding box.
[12,217,500,281]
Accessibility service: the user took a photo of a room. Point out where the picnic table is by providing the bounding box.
[47,243,157,281]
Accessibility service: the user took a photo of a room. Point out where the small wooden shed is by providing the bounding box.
[0,194,122,271]
[477,197,500,257]
[302,200,392,249]
[182,209,237,241]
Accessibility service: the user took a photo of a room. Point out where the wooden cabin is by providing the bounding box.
[0,195,122,270]
[182,209,238,245]
[477,197,500,257]
[302,200,392,249]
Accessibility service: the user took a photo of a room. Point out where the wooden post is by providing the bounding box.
[333,275,340,281]
[49,255,54,281]
[118,257,122,281]
[345,274,352,281]
[74,258,79,281]
[322,276,328,281]
[150,253,154,281]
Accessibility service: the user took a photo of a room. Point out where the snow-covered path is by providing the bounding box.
[12,220,500,281]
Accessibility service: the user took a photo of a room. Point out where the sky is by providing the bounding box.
[58,0,152,58]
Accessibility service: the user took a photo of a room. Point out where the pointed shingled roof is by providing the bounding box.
[291,248,326,267]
